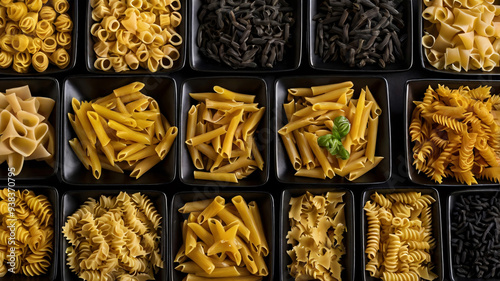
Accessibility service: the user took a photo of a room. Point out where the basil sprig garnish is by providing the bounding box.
[317,116,351,160]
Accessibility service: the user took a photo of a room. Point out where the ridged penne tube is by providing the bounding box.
[193,171,238,183]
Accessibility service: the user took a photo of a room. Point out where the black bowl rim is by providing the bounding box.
[446,188,500,281]
[169,190,276,281]
[60,189,168,281]
[84,0,187,74]
[188,0,303,73]
[274,75,393,185]
[360,186,444,281]
[279,187,355,281]
[178,76,270,187]
[0,1,78,76]
[404,78,500,186]
[59,74,178,186]
[418,1,500,75]
[307,0,414,72]
[0,76,60,180]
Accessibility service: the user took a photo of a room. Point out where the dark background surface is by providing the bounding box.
[4,0,500,281]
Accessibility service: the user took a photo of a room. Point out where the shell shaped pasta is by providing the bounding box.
[7,2,28,22]
[39,6,56,22]
[54,13,73,32]
[0,50,13,68]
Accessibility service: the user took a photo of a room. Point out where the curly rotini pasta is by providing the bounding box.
[91,0,182,72]
[62,192,163,281]
[0,188,54,277]
[364,192,437,281]
[0,0,73,72]
[410,84,500,184]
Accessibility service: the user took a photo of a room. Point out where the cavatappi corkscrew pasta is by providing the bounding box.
[0,188,54,277]
[62,192,163,281]
[0,0,73,73]
[68,81,178,179]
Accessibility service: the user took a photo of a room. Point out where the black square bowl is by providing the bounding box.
[307,0,412,72]
[179,76,270,187]
[405,79,500,186]
[419,1,500,75]
[170,191,275,281]
[275,76,392,185]
[0,186,59,281]
[361,187,444,281]
[280,188,355,281]
[189,0,302,72]
[0,1,77,76]
[85,0,186,74]
[0,77,59,180]
[61,75,177,185]
[61,189,168,281]
[447,188,500,281]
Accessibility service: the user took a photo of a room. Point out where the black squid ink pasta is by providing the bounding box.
[450,193,500,279]
[197,0,295,69]
[313,0,406,68]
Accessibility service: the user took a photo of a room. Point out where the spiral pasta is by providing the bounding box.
[0,0,73,72]
[62,192,164,281]
[0,188,54,277]
[91,0,182,72]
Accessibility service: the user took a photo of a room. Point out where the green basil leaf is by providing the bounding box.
[334,116,351,138]
[330,128,341,140]
[317,134,333,147]
[336,145,350,160]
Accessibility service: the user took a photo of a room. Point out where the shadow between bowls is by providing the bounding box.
[0,1,78,75]
[189,0,302,72]
[360,187,444,281]
[60,75,177,185]
[279,187,355,281]
[447,188,500,281]
[60,189,168,281]
[179,76,270,187]
[0,186,59,281]
[0,77,59,180]
[170,191,275,281]
[405,79,500,186]
[307,0,413,72]
[85,0,187,74]
[274,75,392,185]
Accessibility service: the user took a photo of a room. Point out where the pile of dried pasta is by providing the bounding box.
[0,0,73,72]
[68,82,178,179]
[364,192,438,281]
[0,188,54,277]
[186,86,265,183]
[175,196,269,281]
[0,85,56,175]
[279,81,383,181]
[286,192,346,281]
[410,84,500,184]
[62,192,163,281]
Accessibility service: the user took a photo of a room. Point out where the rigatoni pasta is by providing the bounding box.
[279,81,383,181]
[0,0,73,73]
[286,191,346,281]
[91,0,182,72]
[186,86,265,183]
[175,196,269,280]
[68,82,178,179]
[0,85,55,175]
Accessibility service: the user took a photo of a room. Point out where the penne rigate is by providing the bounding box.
[68,82,177,179]
[186,86,265,183]
[176,196,269,281]
[280,81,383,181]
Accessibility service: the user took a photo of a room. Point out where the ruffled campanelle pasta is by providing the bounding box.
[68,82,178,179]
[0,0,73,72]
[0,188,54,277]
[91,0,182,72]
[286,192,346,281]
[410,84,500,184]
[62,192,163,281]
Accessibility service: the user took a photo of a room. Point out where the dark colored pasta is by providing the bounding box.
[197,0,295,69]
[313,0,406,68]
[450,193,500,279]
